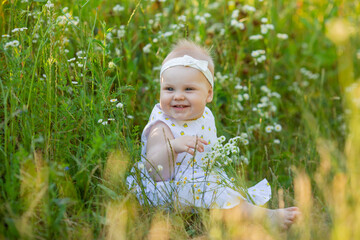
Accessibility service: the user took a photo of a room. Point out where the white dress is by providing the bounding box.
[126,104,271,209]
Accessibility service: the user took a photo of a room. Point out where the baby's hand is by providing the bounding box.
[170,136,208,156]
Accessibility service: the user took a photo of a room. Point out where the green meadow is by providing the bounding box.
[1,0,359,239]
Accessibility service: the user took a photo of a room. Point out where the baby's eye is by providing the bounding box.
[166,87,174,91]
[185,87,193,91]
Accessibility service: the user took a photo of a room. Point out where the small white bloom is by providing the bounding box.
[277,33,288,40]
[98,119,103,123]
[243,93,249,100]
[143,43,151,53]
[274,139,281,144]
[265,125,273,133]
[77,63,83,68]
[261,17,268,23]
[113,4,124,13]
[242,139,249,145]
[127,115,134,119]
[71,81,78,85]
[102,121,108,125]
[138,163,144,170]
[108,61,115,69]
[235,84,243,90]
[45,0,54,9]
[2,34,10,37]
[230,19,245,30]
[242,5,256,12]
[230,177,235,182]
[157,165,163,172]
[249,34,263,40]
[241,133,248,139]
[108,118,115,121]
[274,124,282,132]
[116,102,123,108]
[178,15,186,22]
[11,28,19,33]
[110,99,117,103]
[274,75,281,80]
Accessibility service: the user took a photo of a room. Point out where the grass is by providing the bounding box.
[0,0,359,239]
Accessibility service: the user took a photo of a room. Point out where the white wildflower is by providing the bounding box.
[2,34,10,38]
[108,61,115,69]
[277,33,289,40]
[260,85,270,93]
[230,19,245,30]
[71,81,78,85]
[157,165,163,172]
[235,84,243,90]
[249,34,263,40]
[274,139,280,144]
[116,102,123,108]
[108,118,115,121]
[45,0,54,9]
[274,124,282,132]
[113,4,124,13]
[178,15,186,22]
[117,26,126,38]
[243,5,256,12]
[110,99,117,103]
[231,9,239,19]
[251,49,265,58]
[242,139,249,145]
[127,115,134,119]
[98,119,103,123]
[265,125,273,133]
[102,121,108,125]
[143,43,151,53]
[257,55,266,63]
[261,17,268,23]
[138,163,144,170]
[243,93,249,100]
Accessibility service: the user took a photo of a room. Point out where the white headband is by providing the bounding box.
[160,55,214,88]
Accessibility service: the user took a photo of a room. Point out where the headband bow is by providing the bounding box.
[160,55,214,87]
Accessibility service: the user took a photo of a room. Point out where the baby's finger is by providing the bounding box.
[186,147,195,156]
[197,137,209,145]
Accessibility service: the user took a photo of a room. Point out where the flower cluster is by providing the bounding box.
[4,40,20,50]
[202,135,249,172]
[230,9,245,30]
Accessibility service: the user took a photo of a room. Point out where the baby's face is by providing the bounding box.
[160,66,213,121]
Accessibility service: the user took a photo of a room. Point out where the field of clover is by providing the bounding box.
[1,0,360,239]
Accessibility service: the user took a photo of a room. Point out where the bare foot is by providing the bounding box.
[267,207,300,231]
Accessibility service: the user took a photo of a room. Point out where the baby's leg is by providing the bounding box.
[224,200,300,231]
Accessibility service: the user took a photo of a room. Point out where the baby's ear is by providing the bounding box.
[206,87,213,103]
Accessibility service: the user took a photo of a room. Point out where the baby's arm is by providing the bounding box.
[145,121,208,181]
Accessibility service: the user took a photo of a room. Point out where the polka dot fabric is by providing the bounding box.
[127,104,271,209]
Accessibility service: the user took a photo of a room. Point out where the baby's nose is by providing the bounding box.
[174,91,185,100]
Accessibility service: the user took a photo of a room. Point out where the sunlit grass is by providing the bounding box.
[0,0,359,239]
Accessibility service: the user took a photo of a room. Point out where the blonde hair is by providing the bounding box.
[162,39,214,75]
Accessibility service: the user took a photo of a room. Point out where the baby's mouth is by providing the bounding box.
[172,105,189,108]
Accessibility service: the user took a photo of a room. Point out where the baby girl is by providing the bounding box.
[127,39,300,230]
